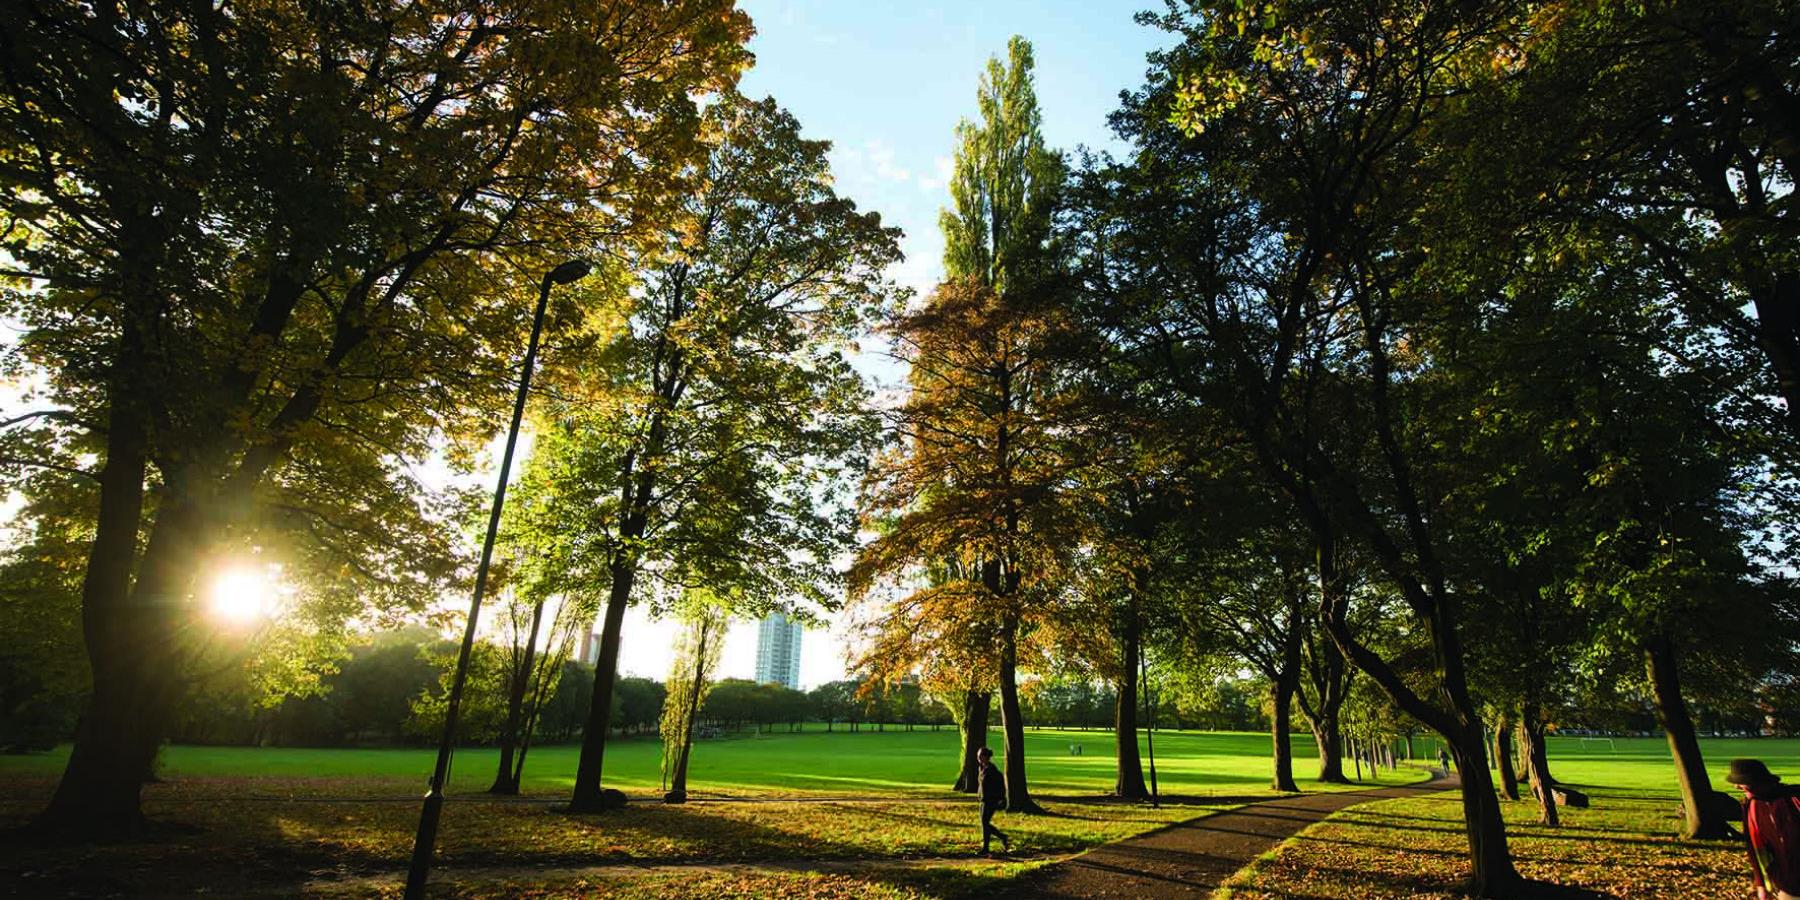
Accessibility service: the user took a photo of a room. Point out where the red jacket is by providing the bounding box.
[1745,786,1800,894]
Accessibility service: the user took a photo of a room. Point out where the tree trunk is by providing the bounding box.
[1310,713,1348,784]
[491,598,547,795]
[1516,719,1558,826]
[1114,599,1148,799]
[1749,272,1800,438]
[953,690,991,792]
[1298,630,1351,784]
[997,615,1040,813]
[1314,530,1520,896]
[1519,707,1555,787]
[1645,632,1731,840]
[1492,713,1520,801]
[38,392,156,836]
[666,620,710,802]
[1268,608,1303,792]
[568,558,635,811]
[1448,724,1517,897]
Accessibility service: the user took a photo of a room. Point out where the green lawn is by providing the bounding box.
[6,731,1776,897]
[0,728,1417,897]
[0,727,1421,798]
[1402,733,1800,798]
[1218,734,1800,899]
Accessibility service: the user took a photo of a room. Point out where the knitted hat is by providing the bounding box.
[1727,758,1781,787]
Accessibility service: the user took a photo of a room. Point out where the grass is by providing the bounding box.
[1218,734,1795,899]
[8,730,1774,897]
[0,727,1408,798]
[4,728,1410,898]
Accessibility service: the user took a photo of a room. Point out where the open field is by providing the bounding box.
[3,731,1786,897]
[0,729,1411,897]
[0,728,1411,798]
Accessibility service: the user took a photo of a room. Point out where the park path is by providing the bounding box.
[296,775,1457,897]
[1005,772,1459,899]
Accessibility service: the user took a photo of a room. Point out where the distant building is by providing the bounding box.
[582,631,602,666]
[754,612,803,690]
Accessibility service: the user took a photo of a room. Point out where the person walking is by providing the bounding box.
[1437,746,1452,778]
[1730,758,1800,900]
[977,746,1010,855]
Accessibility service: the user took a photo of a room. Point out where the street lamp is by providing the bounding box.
[404,258,591,899]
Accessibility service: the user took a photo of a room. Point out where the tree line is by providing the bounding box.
[4,3,1799,894]
[847,3,1800,896]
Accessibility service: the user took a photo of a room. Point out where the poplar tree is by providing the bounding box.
[856,36,1070,812]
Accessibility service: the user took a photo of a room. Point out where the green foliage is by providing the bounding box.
[940,36,1065,296]
[502,92,900,622]
[662,599,727,790]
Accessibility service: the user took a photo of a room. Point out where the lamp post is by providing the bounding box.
[404,259,591,899]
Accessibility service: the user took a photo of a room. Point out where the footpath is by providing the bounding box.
[1006,772,1459,898]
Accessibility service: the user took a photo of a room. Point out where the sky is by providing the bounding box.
[611,1,1174,688]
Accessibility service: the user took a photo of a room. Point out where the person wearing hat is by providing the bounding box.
[1730,758,1800,900]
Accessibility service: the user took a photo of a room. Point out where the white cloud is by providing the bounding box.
[916,155,954,192]
[864,139,911,183]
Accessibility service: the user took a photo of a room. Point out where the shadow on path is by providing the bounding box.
[1001,772,1459,899]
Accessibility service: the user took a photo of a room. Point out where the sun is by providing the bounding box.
[208,566,277,625]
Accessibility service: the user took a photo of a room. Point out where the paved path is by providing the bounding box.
[1006,773,1459,899]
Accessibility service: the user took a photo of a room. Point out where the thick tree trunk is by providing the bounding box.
[950,691,993,792]
[491,598,547,794]
[1114,600,1148,799]
[1492,713,1520,801]
[997,616,1040,813]
[568,558,635,811]
[1298,630,1351,784]
[1448,725,1517,896]
[1516,719,1559,826]
[1645,632,1731,840]
[38,395,155,836]
[1519,707,1555,787]
[1311,712,1348,784]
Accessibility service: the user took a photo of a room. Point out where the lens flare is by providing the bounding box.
[208,566,275,625]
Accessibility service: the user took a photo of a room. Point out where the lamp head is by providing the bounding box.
[548,259,592,285]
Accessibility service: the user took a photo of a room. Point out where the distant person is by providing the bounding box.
[1731,759,1800,900]
[977,746,1010,855]
[1437,747,1452,777]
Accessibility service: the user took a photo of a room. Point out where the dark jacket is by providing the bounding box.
[978,761,1006,809]
[1746,784,1800,894]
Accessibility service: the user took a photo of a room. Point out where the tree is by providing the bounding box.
[496,93,898,812]
[1167,502,1313,791]
[1109,2,1547,890]
[855,37,1071,814]
[661,598,727,802]
[0,0,753,836]
[615,678,668,735]
[489,586,598,793]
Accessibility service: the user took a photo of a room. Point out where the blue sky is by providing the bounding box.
[615,2,1175,687]
[738,0,1171,307]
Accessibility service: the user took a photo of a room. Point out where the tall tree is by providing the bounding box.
[0,0,751,836]
[926,34,1069,813]
[1104,1,1541,891]
[499,93,898,812]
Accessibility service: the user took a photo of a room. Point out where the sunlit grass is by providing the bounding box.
[0,728,1425,798]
